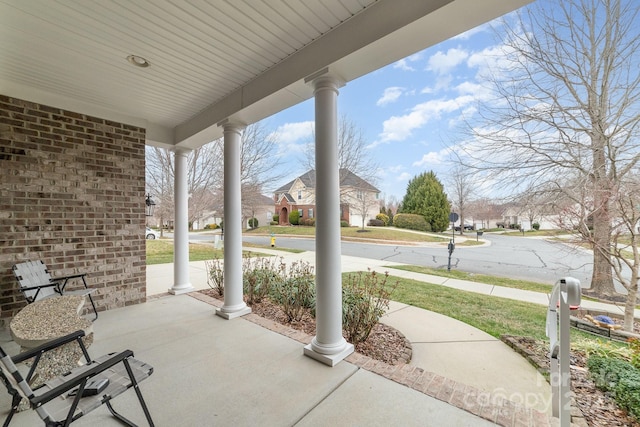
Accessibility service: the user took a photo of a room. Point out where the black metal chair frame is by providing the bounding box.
[0,330,155,427]
[12,261,98,321]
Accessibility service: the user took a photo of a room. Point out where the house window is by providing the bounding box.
[297,190,302,200]
[298,209,303,218]
[357,190,363,200]
[308,208,313,218]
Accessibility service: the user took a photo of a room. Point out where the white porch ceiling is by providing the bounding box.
[0,0,532,149]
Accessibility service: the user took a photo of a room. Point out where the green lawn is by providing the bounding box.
[386,265,553,293]
[146,240,273,264]
[246,225,458,243]
[369,273,548,339]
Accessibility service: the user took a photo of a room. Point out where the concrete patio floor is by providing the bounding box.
[1,294,513,426]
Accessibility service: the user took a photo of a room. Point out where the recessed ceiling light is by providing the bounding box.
[126,55,150,68]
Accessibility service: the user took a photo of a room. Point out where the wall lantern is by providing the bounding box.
[145,194,156,217]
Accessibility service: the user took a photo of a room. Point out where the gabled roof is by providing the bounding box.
[275,169,379,194]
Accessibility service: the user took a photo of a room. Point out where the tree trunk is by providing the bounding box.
[586,133,616,298]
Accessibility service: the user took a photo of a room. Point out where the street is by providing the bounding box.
[239,233,595,287]
[180,230,633,292]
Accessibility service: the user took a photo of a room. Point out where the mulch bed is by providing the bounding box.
[504,335,640,427]
[198,289,412,365]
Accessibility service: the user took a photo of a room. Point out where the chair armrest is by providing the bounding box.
[52,273,89,291]
[52,273,86,281]
[31,350,135,407]
[19,282,60,292]
[12,330,86,364]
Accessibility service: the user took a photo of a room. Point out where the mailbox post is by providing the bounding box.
[546,277,581,427]
[447,213,458,272]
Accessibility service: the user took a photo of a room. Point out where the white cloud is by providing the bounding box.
[376,87,404,106]
[412,149,449,167]
[393,52,422,71]
[271,121,314,145]
[377,95,475,143]
[397,172,412,182]
[467,43,521,81]
[426,48,469,75]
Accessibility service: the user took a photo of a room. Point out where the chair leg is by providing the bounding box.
[79,276,99,321]
[122,359,155,427]
[105,401,138,427]
[2,394,21,427]
[86,292,98,321]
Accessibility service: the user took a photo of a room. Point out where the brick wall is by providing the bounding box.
[0,95,147,320]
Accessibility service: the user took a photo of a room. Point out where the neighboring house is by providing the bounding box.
[274,169,380,227]
[193,194,274,230]
[244,194,276,228]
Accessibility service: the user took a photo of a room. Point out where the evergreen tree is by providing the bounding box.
[400,171,450,232]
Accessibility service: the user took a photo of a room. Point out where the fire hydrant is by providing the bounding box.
[270,234,275,247]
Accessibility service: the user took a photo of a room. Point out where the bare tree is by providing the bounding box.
[609,178,640,331]
[447,165,474,234]
[146,122,285,231]
[146,143,222,231]
[210,122,288,223]
[349,190,380,230]
[460,0,640,300]
[302,115,380,187]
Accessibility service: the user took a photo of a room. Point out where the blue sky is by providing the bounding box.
[259,10,517,202]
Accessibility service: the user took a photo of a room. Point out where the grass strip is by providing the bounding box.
[386,265,553,293]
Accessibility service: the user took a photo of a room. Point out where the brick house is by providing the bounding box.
[274,169,380,227]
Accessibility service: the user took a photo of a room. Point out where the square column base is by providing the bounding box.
[168,285,195,295]
[304,343,354,367]
[216,306,252,320]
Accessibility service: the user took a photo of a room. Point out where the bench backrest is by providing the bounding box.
[12,260,57,301]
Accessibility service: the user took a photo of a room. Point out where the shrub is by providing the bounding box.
[242,256,282,305]
[273,214,279,223]
[340,221,349,227]
[588,355,640,420]
[269,221,278,226]
[289,210,300,225]
[300,218,316,226]
[342,269,397,346]
[248,217,258,228]
[393,213,430,232]
[205,257,224,297]
[376,213,389,226]
[270,260,315,322]
[368,219,384,226]
[532,222,540,231]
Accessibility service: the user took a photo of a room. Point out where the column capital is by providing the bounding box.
[304,68,345,92]
[217,118,246,133]
[172,147,191,157]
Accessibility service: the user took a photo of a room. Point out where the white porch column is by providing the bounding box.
[303,70,354,366]
[170,148,195,294]
[216,120,251,319]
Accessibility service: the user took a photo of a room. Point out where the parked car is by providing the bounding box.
[454,224,474,231]
[145,227,159,239]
